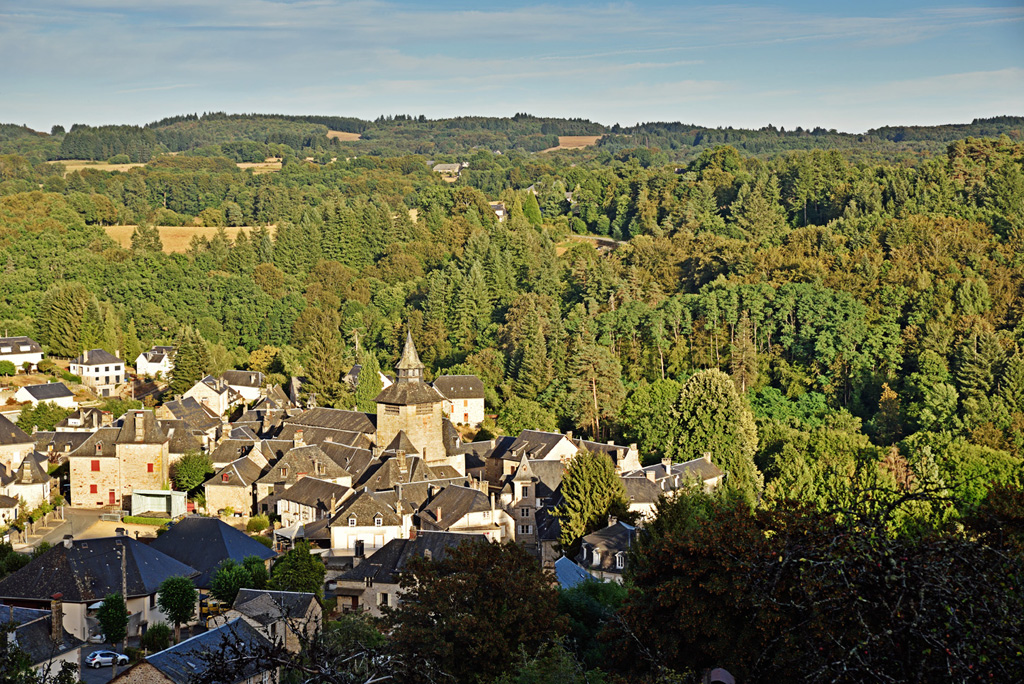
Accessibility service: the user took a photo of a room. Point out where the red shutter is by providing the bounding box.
[90,484,98,494]
[147,463,154,473]
[108,490,116,505]
[91,460,100,472]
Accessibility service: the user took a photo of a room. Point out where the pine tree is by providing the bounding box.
[956,331,1005,402]
[169,328,209,397]
[514,326,552,400]
[730,310,758,393]
[1000,354,1024,414]
[668,369,762,505]
[566,339,626,440]
[353,348,383,413]
[555,450,630,548]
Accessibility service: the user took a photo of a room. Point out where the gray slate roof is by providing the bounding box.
[12,609,85,666]
[206,456,266,489]
[70,349,121,366]
[419,485,492,530]
[278,477,348,509]
[331,490,401,527]
[336,531,486,585]
[432,375,484,400]
[284,408,375,434]
[0,336,42,354]
[232,589,317,626]
[144,617,272,684]
[222,370,264,388]
[164,397,223,433]
[148,517,276,588]
[19,383,73,401]
[0,413,32,446]
[0,536,198,602]
[374,381,445,406]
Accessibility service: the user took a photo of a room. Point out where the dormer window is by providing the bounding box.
[280,465,288,478]
[615,552,625,569]
[374,516,383,527]
[348,517,356,527]
[222,473,230,483]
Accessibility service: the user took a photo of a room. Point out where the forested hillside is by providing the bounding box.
[1,114,1024,523]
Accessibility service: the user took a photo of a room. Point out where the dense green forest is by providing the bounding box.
[2,113,1024,522]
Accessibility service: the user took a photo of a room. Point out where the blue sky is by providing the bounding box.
[1,1,1022,132]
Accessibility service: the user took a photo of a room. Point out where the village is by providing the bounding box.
[0,331,723,683]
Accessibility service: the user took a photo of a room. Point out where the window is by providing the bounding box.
[91,459,100,472]
[463,400,468,407]
[280,466,288,478]
[378,592,390,607]
[348,517,356,527]
[374,516,383,527]
[416,404,431,415]
[222,473,230,483]
[150,594,157,609]
[520,508,529,518]
[90,484,98,494]
[615,553,625,569]
[384,405,399,416]
[147,463,154,473]
[518,524,532,535]
[521,486,529,499]
[104,366,110,372]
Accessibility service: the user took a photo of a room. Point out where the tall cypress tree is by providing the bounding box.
[554,450,630,548]
[353,348,383,413]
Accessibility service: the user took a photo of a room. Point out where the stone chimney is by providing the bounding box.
[293,429,305,448]
[50,594,63,643]
[662,457,672,471]
[396,449,407,474]
[409,527,417,540]
[607,440,615,445]
[564,430,573,440]
[607,514,617,527]
[703,451,712,463]
[645,469,655,482]
[371,445,382,458]
[62,534,73,549]
[134,411,145,442]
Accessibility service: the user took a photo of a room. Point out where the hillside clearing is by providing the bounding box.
[48,159,147,175]
[104,225,260,253]
[327,130,362,141]
[540,135,602,153]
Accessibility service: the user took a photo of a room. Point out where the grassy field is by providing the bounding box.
[541,135,602,153]
[237,157,282,174]
[327,130,362,141]
[48,159,147,175]
[104,225,259,252]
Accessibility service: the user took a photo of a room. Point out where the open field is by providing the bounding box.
[327,130,362,141]
[541,135,602,153]
[237,157,282,174]
[104,225,259,252]
[47,159,147,174]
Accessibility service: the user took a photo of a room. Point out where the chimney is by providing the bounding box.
[565,431,573,440]
[396,449,407,474]
[329,493,337,517]
[662,457,672,471]
[62,534,73,549]
[489,492,496,510]
[607,440,614,445]
[115,349,120,359]
[354,539,365,559]
[294,429,305,448]
[409,527,417,540]
[645,469,655,482]
[50,594,63,644]
[115,527,127,537]
[607,514,617,527]
[435,506,442,523]
[134,411,145,442]
[371,445,382,459]
[703,451,712,463]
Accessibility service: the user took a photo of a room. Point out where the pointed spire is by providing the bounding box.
[395,330,424,383]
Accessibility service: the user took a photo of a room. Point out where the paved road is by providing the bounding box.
[79,644,131,684]
[15,509,163,552]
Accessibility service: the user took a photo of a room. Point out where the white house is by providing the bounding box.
[68,349,124,398]
[135,346,174,378]
[14,383,77,410]
[432,375,485,427]
[221,370,265,403]
[0,337,43,372]
[328,490,406,556]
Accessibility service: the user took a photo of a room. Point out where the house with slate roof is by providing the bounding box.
[160,397,223,447]
[254,443,353,515]
[431,374,485,427]
[204,455,267,517]
[111,618,275,684]
[1,452,52,509]
[328,489,405,556]
[54,406,109,432]
[221,370,265,403]
[417,484,512,542]
[0,534,198,640]
[2,603,85,675]
[135,346,175,379]
[183,375,243,415]
[148,516,276,589]
[622,454,725,513]
[67,409,169,509]
[211,589,321,654]
[0,413,35,472]
[573,437,641,474]
[0,336,43,372]
[276,477,350,528]
[331,531,486,616]
[69,349,124,398]
[14,382,77,410]
[577,518,635,584]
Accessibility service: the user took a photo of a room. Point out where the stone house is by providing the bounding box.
[68,410,169,509]
[0,336,43,372]
[54,407,109,432]
[0,453,52,510]
[276,477,350,528]
[573,438,641,474]
[14,383,77,410]
[331,531,486,616]
[4,604,84,676]
[161,397,223,448]
[204,455,266,517]
[69,349,124,398]
[431,375,485,427]
[212,589,321,654]
[254,442,353,514]
[0,534,198,640]
[134,346,175,379]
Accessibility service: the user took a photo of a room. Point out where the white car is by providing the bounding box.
[85,650,128,668]
[87,633,106,644]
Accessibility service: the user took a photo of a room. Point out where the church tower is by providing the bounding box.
[374,332,454,472]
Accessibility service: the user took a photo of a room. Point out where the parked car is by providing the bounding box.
[85,650,128,668]
[87,633,106,644]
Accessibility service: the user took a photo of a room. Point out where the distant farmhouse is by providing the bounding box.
[135,345,174,378]
[69,349,124,398]
[0,336,43,372]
